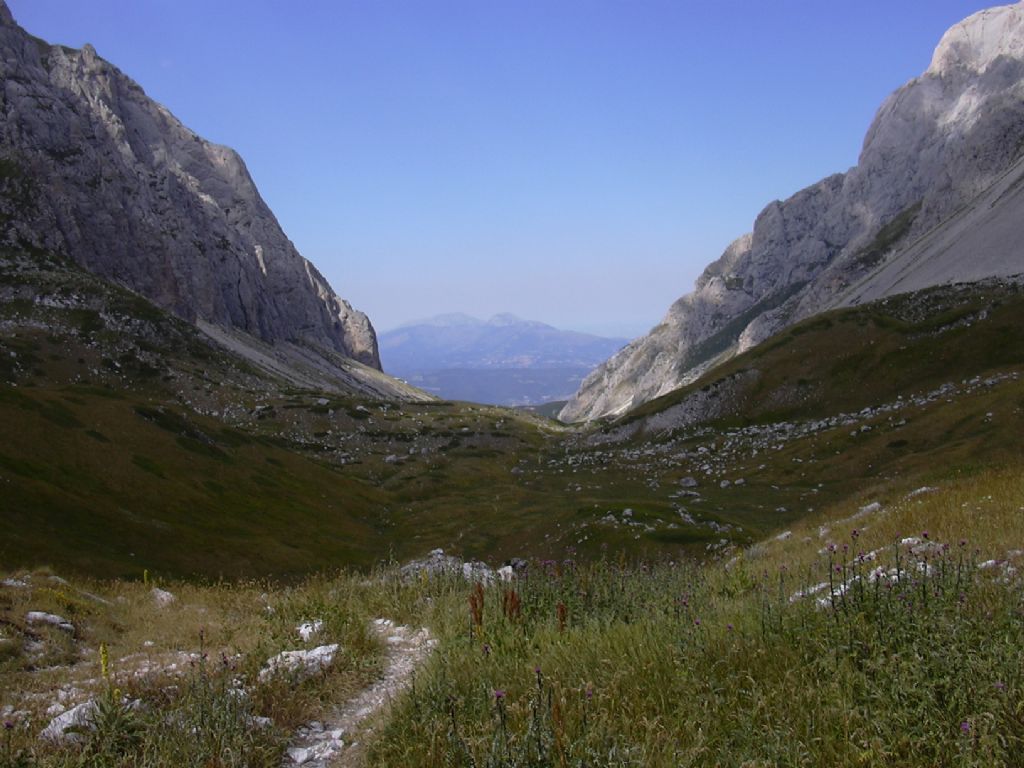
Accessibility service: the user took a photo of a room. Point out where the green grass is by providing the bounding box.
[3,467,1023,766]
[366,466,1024,766]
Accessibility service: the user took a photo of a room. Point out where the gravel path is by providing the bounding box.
[282,618,436,767]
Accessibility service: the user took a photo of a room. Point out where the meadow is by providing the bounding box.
[3,463,1022,767]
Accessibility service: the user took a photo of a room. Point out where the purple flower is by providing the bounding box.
[3,720,13,731]
[922,531,930,540]
[995,681,1006,691]
[727,623,734,632]
[482,644,491,656]
[694,618,701,626]
[494,689,505,700]
[585,686,593,700]
[960,720,970,734]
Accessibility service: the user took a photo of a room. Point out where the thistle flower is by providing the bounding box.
[960,720,970,734]
[494,689,505,700]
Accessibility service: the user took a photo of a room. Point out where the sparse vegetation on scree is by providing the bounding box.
[2,467,1024,766]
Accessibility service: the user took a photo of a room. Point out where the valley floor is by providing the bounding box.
[3,464,1024,766]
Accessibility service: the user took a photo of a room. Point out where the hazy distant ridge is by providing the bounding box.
[380,314,627,376]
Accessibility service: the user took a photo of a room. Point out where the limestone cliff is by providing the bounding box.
[0,1,381,371]
[562,2,1024,422]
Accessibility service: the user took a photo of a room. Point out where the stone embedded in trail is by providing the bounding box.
[259,644,339,683]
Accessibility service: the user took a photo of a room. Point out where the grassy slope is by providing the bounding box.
[618,281,1024,429]
[366,465,1024,767]
[2,250,1024,578]
[3,464,1022,766]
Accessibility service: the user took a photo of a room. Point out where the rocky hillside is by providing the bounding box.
[562,2,1024,422]
[0,2,385,379]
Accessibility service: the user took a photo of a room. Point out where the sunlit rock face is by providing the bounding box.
[0,2,379,369]
[562,2,1024,423]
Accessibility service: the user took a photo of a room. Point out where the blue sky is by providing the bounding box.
[9,1,997,337]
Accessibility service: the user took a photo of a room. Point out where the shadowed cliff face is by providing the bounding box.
[0,2,380,369]
[561,1,1024,423]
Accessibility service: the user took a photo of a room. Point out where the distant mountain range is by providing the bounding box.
[379,314,628,406]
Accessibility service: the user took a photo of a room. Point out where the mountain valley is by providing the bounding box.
[2,1,1024,765]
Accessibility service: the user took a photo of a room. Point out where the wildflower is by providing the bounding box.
[483,644,491,656]
[3,720,13,731]
[960,720,970,734]
[851,529,860,540]
[922,531,929,540]
[995,681,1006,691]
[585,686,593,700]
[726,623,734,632]
[694,618,701,627]
[494,689,505,700]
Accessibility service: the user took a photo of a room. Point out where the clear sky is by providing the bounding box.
[8,0,998,337]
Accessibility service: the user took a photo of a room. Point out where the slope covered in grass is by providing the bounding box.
[2,468,1022,766]
[368,466,1024,766]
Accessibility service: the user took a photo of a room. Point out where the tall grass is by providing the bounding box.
[370,467,1024,767]
[2,467,1023,766]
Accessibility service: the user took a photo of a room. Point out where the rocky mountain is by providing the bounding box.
[561,2,1024,422]
[0,2,415,398]
[380,313,627,405]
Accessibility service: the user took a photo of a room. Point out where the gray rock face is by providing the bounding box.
[561,2,1024,422]
[0,3,379,369]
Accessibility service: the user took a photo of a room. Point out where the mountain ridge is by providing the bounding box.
[561,0,1024,423]
[0,1,399,394]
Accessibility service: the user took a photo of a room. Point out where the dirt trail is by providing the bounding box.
[282,618,436,767]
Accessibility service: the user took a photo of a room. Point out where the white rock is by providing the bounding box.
[25,611,74,633]
[151,587,176,607]
[297,620,323,642]
[40,700,97,743]
[259,644,339,682]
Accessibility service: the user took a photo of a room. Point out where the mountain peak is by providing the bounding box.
[0,4,382,372]
[487,313,527,326]
[928,2,1024,76]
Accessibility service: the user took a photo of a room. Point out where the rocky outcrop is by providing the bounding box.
[0,2,380,370]
[562,2,1024,422]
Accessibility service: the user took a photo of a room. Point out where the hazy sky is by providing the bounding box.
[9,1,997,337]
